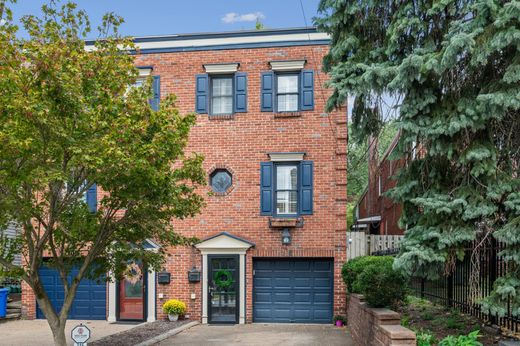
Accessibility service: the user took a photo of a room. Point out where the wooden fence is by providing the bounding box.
[347,232,404,260]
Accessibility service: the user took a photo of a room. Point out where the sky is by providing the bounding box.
[8,0,322,39]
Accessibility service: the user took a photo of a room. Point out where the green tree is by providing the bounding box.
[0,2,205,344]
[316,0,520,316]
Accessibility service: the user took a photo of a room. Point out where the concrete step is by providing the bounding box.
[0,313,21,322]
[7,308,21,314]
[7,301,21,309]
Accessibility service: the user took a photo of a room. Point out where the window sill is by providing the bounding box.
[208,114,235,121]
[269,217,304,228]
[274,112,303,119]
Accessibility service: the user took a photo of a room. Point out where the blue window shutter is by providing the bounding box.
[195,74,208,114]
[86,183,97,213]
[234,72,247,113]
[300,70,314,111]
[261,72,274,112]
[299,161,313,215]
[260,162,273,215]
[150,75,160,111]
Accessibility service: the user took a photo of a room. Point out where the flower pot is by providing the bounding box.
[168,314,179,322]
[335,320,344,327]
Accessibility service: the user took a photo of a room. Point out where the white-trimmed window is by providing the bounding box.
[276,74,299,112]
[275,164,298,215]
[211,76,233,115]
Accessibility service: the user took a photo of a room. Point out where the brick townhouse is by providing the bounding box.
[22,27,348,324]
[353,133,405,235]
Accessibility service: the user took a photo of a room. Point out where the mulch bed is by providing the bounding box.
[399,296,518,345]
[90,319,191,346]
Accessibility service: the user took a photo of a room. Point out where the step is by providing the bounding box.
[0,313,21,321]
[7,308,21,314]
[7,301,21,309]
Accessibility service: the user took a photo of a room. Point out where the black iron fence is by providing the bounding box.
[409,239,520,332]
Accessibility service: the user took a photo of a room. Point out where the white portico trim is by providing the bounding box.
[195,232,254,324]
[108,239,159,323]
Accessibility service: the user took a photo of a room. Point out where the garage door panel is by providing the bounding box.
[294,292,311,303]
[254,277,272,288]
[293,309,311,319]
[273,277,291,288]
[314,261,332,271]
[294,278,312,288]
[314,292,332,303]
[293,261,311,271]
[253,259,333,323]
[315,277,332,289]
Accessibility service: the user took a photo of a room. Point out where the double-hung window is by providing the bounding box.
[276,74,299,112]
[261,61,314,113]
[260,156,314,217]
[195,64,247,115]
[211,76,233,115]
[275,164,299,215]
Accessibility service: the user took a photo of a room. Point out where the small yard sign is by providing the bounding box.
[71,323,91,346]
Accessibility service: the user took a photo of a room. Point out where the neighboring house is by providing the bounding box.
[353,133,405,235]
[21,27,348,324]
[1,222,21,267]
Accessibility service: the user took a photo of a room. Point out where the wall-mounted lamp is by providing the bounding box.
[281,228,291,245]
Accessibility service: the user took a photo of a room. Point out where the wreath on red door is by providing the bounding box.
[214,269,234,289]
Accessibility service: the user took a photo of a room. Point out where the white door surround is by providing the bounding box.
[195,232,254,324]
[108,239,159,323]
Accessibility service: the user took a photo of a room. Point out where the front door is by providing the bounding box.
[208,255,239,324]
[118,264,145,321]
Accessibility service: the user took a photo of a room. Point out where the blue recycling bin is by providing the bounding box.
[0,288,8,318]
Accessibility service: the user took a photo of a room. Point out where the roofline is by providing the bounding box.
[196,231,256,247]
[85,27,321,45]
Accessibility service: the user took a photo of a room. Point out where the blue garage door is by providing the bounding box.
[36,265,106,320]
[253,258,333,323]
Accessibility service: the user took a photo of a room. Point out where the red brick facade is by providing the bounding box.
[355,134,405,235]
[22,29,347,323]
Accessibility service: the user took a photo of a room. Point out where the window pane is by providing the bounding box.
[276,191,298,215]
[277,75,298,93]
[211,96,233,114]
[277,94,298,112]
[276,166,298,190]
[212,78,232,97]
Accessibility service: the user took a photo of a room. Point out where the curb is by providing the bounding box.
[135,321,199,346]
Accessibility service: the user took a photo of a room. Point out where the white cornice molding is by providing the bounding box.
[269,60,306,71]
[204,63,239,74]
[268,152,305,162]
[138,68,152,77]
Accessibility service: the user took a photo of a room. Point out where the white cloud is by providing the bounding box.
[221,12,265,24]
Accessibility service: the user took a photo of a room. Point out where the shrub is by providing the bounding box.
[416,329,436,346]
[354,257,407,308]
[341,256,393,292]
[162,299,187,316]
[438,330,482,346]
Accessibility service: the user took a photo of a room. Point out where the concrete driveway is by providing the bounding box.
[0,319,141,346]
[157,324,354,346]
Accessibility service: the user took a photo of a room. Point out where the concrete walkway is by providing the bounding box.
[157,324,354,346]
[0,319,141,346]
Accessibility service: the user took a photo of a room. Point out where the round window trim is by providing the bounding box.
[210,169,233,194]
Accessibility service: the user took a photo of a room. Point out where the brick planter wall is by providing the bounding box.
[348,294,416,346]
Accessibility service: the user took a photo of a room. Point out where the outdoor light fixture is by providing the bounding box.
[281,229,291,245]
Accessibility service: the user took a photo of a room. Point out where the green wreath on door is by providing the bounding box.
[213,269,234,290]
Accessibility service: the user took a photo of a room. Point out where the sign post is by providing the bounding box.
[71,323,91,346]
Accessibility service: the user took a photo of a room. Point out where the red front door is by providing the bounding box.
[119,275,144,320]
